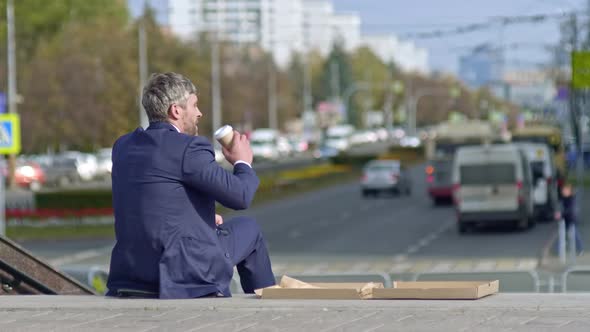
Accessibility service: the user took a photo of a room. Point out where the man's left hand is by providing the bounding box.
[215,214,223,226]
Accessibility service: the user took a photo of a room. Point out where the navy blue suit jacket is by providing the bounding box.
[106,122,260,299]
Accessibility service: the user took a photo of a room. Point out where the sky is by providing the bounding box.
[128,0,589,74]
[333,0,588,74]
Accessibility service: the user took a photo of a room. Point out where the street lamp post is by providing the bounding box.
[407,87,460,136]
[343,81,405,128]
[342,82,371,125]
[138,4,149,129]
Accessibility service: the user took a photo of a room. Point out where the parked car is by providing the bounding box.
[61,151,98,181]
[1,158,45,191]
[95,148,112,180]
[360,159,412,197]
[251,128,281,161]
[42,156,81,187]
[452,144,535,233]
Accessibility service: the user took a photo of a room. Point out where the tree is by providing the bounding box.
[21,16,137,152]
[349,47,391,127]
[317,40,354,124]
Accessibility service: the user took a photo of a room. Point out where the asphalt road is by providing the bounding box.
[230,164,556,260]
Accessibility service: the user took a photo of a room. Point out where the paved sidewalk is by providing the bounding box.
[1,294,590,331]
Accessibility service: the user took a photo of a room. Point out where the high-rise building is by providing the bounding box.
[154,0,304,67]
[330,13,361,52]
[301,0,333,55]
[301,0,361,55]
[361,35,429,74]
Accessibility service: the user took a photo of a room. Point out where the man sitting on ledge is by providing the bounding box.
[106,72,275,299]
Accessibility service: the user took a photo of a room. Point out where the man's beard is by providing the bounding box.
[186,126,197,136]
[183,120,197,136]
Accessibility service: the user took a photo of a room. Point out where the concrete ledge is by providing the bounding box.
[3,294,590,309]
[1,294,590,331]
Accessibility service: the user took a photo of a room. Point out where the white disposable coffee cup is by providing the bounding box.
[214,124,234,148]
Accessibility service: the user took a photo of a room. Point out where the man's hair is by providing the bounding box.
[141,72,197,123]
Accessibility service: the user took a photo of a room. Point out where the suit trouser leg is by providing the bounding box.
[217,216,276,293]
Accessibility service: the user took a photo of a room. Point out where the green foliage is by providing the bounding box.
[349,47,397,127]
[0,0,129,61]
[7,224,115,241]
[35,190,112,209]
[317,41,355,122]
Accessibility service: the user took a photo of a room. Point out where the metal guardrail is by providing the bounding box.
[561,265,590,293]
[51,267,574,295]
[276,272,393,287]
[411,269,541,293]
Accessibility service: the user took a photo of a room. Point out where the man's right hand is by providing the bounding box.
[222,130,253,165]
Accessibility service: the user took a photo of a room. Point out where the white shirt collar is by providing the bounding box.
[170,124,181,133]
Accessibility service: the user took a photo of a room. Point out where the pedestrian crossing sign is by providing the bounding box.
[0,114,20,154]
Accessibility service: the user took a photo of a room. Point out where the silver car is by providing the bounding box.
[361,160,412,197]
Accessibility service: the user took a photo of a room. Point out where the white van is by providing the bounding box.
[452,144,535,233]
[515,143,558,221]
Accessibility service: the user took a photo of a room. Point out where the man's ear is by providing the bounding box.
[168,104,181,120]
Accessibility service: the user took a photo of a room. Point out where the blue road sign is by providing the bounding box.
[0,114,21,154]
[0,93,6,114]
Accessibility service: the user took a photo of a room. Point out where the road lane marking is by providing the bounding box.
[517,259,538,270]
[393,254,407,262]
[430,261,454,273]
[303,263,328,274]
[473,260,497,271]
[389,262,412,273]
[399,221,453,257]
[48,245,113,267]
[454,260,475,271]
[349,262,370,272]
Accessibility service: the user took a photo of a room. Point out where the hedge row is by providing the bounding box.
[33,163,353,209]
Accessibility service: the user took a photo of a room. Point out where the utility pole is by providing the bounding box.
[267,57,278,130]
[6,0,17,189]
[303,54,312,115]
[138,3,149,129]
[211,1,223,141]
[330,60,340,101]
[569,11,585,219]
